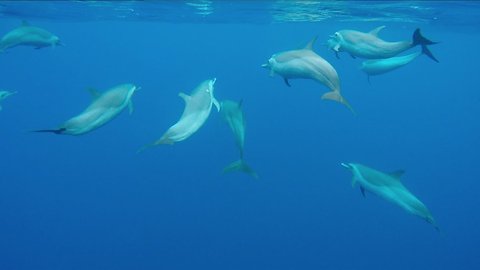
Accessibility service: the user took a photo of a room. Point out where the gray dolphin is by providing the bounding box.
[34,84,138,135]
[140,78,220,149]
[0,90,17,111]
[262,37,353,113]
[220,99,258,179]
[0,20,62,52]
[327,26,438,62]
[360,51,421,78]
[341,162,438,230]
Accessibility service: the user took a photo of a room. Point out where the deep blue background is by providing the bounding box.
[0,11,479,270]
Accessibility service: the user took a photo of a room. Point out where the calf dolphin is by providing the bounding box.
[34,84,138,135]
[0,21,62,52]
[341,162,438,230]
[327,26,438,62]
[220,99,258,179]
[140,78,220,149]
[262,37,354,113]
[360,51,422,78]
[0,90,17,111]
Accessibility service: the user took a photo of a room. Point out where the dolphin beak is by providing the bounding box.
[261,63,269,68]
[340,163,350,169]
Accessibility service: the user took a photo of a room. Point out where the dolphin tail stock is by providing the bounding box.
[32,128,66,134]
[321,91,355,115]
[223,159,259,179]
[412,28,439,63]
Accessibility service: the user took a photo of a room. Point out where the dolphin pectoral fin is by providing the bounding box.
[321,91,355,115]
[369,25,386,36]
[269,68,275,77]
[360,186,366,197]
[213,97,221,112]
[284,78,291,87]
[128,100,134,114]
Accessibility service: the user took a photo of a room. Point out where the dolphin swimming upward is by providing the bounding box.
[262,37,354,113]
[35,84,138,135]
[341,162,438,230]
[327,26,438,62]
[140,78,220,150]
[0,20,62,52]
[220,99,258,179]
[0,90,17,111]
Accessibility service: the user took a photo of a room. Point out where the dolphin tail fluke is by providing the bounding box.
[321,91,355,115]
[412,28,439,63]
[32,128,66,134]
[223,159,259,179]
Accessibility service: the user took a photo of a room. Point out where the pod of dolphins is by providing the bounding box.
[1,21,440,230]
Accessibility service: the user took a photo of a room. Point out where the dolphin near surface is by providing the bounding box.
[360,51,425,79]
[327,26,438,62]
[220,99,258,179]
[262,37,354,113]
[0,90,17,111]
[34,84,138,135]
[140,78,220,150]
[341,162,438,230]
[0,20,62,52]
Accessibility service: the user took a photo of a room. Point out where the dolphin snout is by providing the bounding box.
[261,63,269,68]
[340,163,351,169]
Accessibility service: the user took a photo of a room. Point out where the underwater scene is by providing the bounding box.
[0,1,479,269]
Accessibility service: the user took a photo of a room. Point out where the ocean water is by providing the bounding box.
[0,1,479,269]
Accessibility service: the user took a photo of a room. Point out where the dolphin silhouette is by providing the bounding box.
[220,99,258,179]
[327,26,438,62]
[34,84,138,135]
[140,78,220,150]
[0,90,17,111]
[262,37,353,113]
[0,20,62,52]
[341,162,438,230]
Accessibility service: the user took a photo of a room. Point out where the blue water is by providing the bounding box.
[1,1,479,269]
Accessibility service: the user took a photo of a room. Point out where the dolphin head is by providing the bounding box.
[341,162,353,171]
[327,31,344,52]
[261,56,278,77]
[0,90,16,100]
[50,35,63,47]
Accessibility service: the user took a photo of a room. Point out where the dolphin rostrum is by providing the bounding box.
[220,99,258,179]
[327,26,438,62]
[0,20,62,52]
[262,37,354,113]
[341,162,438,230]
[34,84,138,135]
[140,78,220,150]
[0,90,17,111]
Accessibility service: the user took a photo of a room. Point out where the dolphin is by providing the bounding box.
[0,90,17,111]
[220,99,258,179]
[0,20,62,52]
[140,78,220,149]
[34,84,138,135]
[360,51,421,77]
[327,26,438,62]
[262,37,354,113]
[341,162,438,230]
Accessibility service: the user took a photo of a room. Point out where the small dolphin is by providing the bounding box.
[360,51,422,78]
[327,26,438,62]
[141,78,220,149]
[220,99,258,179]
[0,20,62,52]
[262,37,353,113]
[34,84,138,135]
[0,90,17,111]
[341,162,438,230]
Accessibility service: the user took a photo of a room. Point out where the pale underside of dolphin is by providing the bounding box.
[0,90,17,111]
[0,20,62,52]
[220,99,258,179]
[34,84,138,135]
[327,26,438,62]
[360,51,421,77]
[262,37,354,113]
[341,162,438,230]
[139,78,220,151]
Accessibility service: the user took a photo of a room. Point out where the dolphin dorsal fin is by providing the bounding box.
[179,92,191,103]
[87,88,101,99]
[389,170,405,179]
[304,36,318,50]
[21,20,30,27]
[369,26,386,36]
